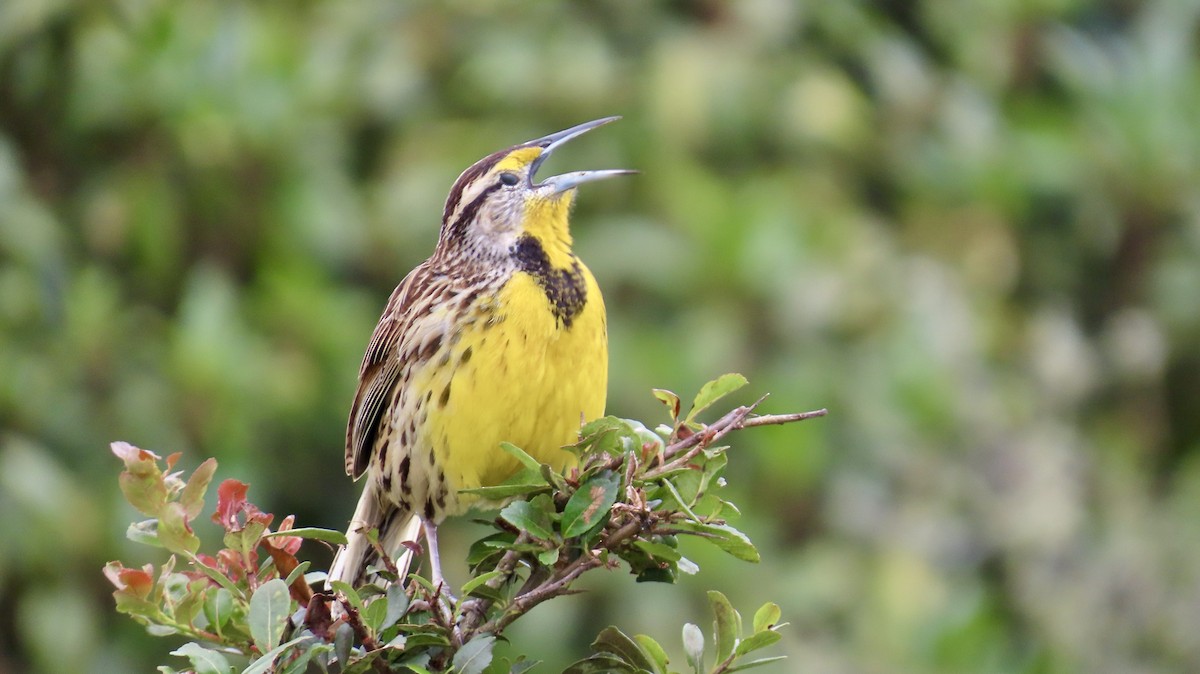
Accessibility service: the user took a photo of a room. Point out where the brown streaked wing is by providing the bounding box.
[345,262,433,478]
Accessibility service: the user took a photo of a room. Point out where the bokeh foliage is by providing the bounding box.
[2,0,1200,672]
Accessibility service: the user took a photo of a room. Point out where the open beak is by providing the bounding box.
[526,116,636,194]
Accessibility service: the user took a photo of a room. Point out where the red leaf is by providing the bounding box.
[245,507,274,530]
[212,479,249,531]
[111,441,160,465]
[120,568,155,598]
[103,561,155,598]
[263,515,302,555]
[215,549,242,582]
[263,542,312,606]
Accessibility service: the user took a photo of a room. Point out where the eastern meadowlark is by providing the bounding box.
[328,117,632,591]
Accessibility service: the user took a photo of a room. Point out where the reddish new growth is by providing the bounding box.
[106,445,312,609]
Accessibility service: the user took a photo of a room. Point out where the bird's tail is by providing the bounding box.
[327,479,421,589]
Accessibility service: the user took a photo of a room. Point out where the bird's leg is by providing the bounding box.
[421,519,456,605]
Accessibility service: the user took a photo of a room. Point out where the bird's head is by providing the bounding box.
[437,117,633,267]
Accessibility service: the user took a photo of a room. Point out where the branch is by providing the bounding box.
[455,401,827,641]
[480,516,646,635]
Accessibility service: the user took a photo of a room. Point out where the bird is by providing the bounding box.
[328,117,632,592]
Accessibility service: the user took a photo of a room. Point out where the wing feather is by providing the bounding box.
[345,263,432,478]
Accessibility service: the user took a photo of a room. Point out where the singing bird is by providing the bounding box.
[329,117,632,591]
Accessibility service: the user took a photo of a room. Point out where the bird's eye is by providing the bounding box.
[499,172,520,187]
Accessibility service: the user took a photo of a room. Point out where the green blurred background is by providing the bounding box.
[4,0,1200,672]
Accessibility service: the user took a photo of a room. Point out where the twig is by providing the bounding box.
[737,408,828,428]
[339,601,391,674]
[454,532,532,640]
[643,405,758,481]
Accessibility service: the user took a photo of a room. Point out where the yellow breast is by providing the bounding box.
[415,265,608,512]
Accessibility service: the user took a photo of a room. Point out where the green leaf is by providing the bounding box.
[562,472,619,538]
[170,642,231,674]
[180,458,217,520]
[651,389,681,421]
[752,603,781,633]
[633,635,669,674]
[500,442,544,471]
[635,567,676,584]
[404,573,437,594]
[633,539,681,562]
[242,636,313,674]
[685,373,748,424]
[363,593,388,631]
[467,532,516,567]
[127,519,161,547]
[174,578,208,625]
[658,478,701,522]
[726,655,788,672]
[500,500,554,540]
[157,502,200,555]
[334,622,354,666]
[539,463,566,491]
[458,483,549,499]
[283,561,311,589]
[537,547,559,566]
[329,580,366,616]
[193,560,242,598]
[507,657,540,674]
[262,527,348,545]
[562,654,639,674]
[248,578,290,654]
[452,633,496,674]
[668,522,760,562]
[733,630,781,657]
[402,631,452,648]
[461,570,506,598]
[276,642,332,674]
[113,442,169,516]
[394,652,433,673]
[720,498,742,518]
[383,584,409,630]
[571,416,638,457]
[695,452,727,501]
[203,588,234,634]
[682,623,704,673]
[708,590,739,664]
[591,626,658,672]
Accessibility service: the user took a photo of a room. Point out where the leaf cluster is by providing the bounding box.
[104,376,824,673]
[565,591,785,674]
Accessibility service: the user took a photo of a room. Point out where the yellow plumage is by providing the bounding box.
[423,269,608,501]
[329,118,629,590]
